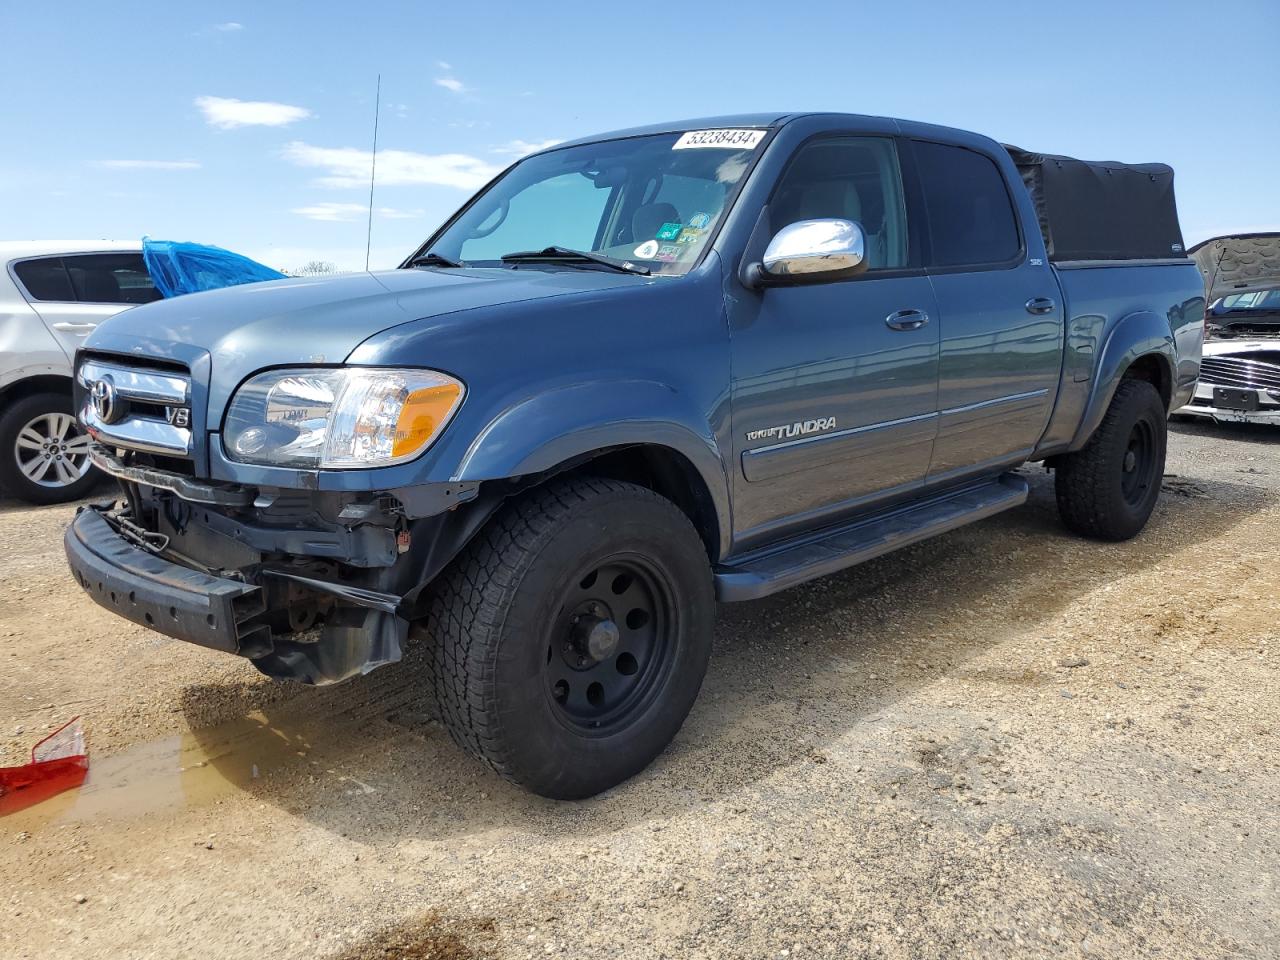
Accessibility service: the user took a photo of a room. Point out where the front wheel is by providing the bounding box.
[0,392,98,505]
[422,477,715,799]
[1055,378,1167,541]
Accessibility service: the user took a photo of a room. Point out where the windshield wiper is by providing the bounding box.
[499,246,650,276]
[407,251,464,268]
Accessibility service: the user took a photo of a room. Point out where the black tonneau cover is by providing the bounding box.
[1004,146,1186,263]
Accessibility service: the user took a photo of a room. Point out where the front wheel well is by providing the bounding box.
[562,445,722,562]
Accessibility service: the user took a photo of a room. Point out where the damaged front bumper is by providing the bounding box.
[64,445,483,686]
[65,504,409,685]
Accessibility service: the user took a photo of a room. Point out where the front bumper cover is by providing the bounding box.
[1178,383,1280,424]
[64,505,410,685]
[64,506,269,656]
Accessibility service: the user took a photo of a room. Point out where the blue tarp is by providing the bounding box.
[142,238,286,298]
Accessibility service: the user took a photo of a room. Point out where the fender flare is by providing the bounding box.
[452,379,731,555]
[1069,310,1176,451]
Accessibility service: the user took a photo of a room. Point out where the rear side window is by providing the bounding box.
[13,257,75,301]
[63,253,161,304]
[13,252,161,304]
[913,141,1020,268]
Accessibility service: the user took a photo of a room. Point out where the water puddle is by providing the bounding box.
[3,711,320,831]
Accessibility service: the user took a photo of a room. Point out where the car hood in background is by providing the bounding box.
[83,266,652,413]
[1190,233,1280,300]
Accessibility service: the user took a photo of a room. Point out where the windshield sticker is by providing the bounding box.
[673,129,766,151]
[656,222,682,241]
[676,228,702,245]
[688,212,712,229]
[633,239,660,259]
[656,244,680,263]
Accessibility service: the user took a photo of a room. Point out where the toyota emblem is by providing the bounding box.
[90,379,118,424]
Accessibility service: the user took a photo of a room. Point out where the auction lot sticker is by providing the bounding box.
[673,129,766,150]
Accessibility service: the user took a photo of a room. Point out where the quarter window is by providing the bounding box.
[913,141,1020,268]
[769,137,909,271]
[13,257,74,302]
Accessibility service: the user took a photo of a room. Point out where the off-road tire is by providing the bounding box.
[1055,378,1167,541]
[0,392,99,505]
[423,477,715,799]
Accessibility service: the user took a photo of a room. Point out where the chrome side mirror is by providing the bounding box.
[747,218,868,287]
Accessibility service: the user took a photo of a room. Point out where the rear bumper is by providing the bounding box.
[63,507,269,656]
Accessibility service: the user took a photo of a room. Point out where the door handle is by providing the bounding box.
[51,322,97,333]
[885,308,929,331]
[1025,297,1056,315]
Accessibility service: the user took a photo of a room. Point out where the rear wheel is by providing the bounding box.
[1055,378,1167,541]
[422,477,715,799]
[0,392,98,505]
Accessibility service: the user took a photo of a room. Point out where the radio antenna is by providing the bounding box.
[364,74,381,272]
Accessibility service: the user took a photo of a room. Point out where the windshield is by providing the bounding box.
[1213,289,1280,314]
[423,129,767,276]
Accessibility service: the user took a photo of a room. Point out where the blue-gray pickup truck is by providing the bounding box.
[64,113,1204,798]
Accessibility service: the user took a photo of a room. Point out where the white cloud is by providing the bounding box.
[292,202,424,222]
[94,159,202,170]
[492,138,563,157]
[196,95,311,130]
[214,21,243,32]
[435,77,466,94]
[282,141,500,191]
[436,60,452,71]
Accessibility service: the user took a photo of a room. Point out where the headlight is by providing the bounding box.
[223,368,464,469]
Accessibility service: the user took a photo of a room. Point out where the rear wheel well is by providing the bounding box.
[1122,354,1172,410]
[0,375,74,408]
[565,445,721,562]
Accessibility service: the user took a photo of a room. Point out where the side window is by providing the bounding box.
[13,257,75,302]
[913,141,1020,268]
[61,253,162,305]
[769,137,909,270]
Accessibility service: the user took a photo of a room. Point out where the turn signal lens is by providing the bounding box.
[393,383,464,458]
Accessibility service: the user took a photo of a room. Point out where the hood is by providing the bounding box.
[84,266,649,411]
[1190,233,1280,300]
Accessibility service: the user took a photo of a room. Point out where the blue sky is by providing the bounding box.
[2,1,1276,272]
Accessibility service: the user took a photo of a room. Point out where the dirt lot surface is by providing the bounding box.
[2,418,1277,960]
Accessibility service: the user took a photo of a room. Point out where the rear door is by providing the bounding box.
[908,139,1062,483]
[12,252,161,356]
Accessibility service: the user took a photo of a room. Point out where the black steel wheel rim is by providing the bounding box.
[1121,417,1156,505]
[544,554,676,734]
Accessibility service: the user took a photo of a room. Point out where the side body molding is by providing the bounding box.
[453,379,732,557]
[1068,310,1177,451]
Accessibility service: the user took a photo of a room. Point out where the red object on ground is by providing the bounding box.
[0,717,89,816]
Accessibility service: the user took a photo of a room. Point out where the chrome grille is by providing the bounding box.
[1199,355,1280,391]
[77,359,193,456]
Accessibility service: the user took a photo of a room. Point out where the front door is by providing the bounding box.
[729,136,940,546]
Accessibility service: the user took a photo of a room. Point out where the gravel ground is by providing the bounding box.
[1,417,1277,960]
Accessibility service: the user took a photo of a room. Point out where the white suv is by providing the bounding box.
[0,241,161,503]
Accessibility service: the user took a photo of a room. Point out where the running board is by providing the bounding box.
[714,473,1029,601]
